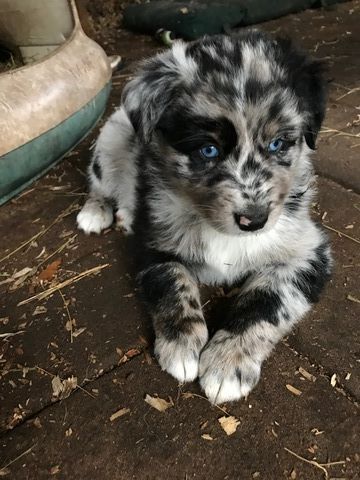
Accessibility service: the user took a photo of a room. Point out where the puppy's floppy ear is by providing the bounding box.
[121,42,193,143]
[295,58,327,150]
[277,38,328,150]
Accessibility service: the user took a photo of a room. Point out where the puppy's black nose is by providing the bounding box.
[234,209,269,232]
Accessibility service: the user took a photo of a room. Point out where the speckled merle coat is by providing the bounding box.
[77,31,332,404]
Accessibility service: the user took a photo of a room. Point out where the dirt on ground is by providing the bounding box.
[0,1,359,479]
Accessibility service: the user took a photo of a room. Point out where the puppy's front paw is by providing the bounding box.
[199,330,261,404]
[77,199,113,234]
[155,323,208,383]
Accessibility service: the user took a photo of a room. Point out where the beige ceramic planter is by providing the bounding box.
[0,0,114,204]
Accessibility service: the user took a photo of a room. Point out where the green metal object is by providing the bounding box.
[0,82,111,206]
[123,0,347,40]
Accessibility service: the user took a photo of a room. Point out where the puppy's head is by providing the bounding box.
[122,31,327,235]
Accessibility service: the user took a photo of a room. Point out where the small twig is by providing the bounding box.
[336,86,360,101]
[0,444,36,473]
[0,330,24,340]
[201,299,211,309]
[0,230,45,264]
[0,201,79,264]
[332,82,352,91]
[320,127,360,139]
[182,392,230,417]
[284,447,345,479]
[18,264,110,306]
[59,290,73,343]
[322,224,360,245]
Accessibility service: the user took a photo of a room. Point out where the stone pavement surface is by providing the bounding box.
[1,1,359,479]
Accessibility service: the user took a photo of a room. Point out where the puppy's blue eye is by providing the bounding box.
[199,145,219,159]
[268,139,283,153]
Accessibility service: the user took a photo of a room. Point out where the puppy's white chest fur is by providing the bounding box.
[197,226,272,284]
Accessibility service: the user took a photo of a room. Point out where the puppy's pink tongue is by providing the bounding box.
[239,216,251,226]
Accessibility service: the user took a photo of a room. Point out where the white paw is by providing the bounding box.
[199,330,261,404]
[155,323,208,383]
[115,208,133,234]
[77,199,113,234]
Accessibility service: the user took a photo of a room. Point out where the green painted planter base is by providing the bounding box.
[0,82,111,206]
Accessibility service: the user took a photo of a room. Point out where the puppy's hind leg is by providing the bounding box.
[78,107,137,235]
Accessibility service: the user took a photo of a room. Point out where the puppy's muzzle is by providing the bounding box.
[233,206,269,232]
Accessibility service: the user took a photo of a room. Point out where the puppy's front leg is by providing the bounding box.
[140,262,208,382]
[199,244,331,403]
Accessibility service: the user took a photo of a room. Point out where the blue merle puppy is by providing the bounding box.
[77,31,332,404]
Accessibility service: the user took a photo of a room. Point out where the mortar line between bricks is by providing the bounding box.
[282,339,360,409]
[0,348,145,440]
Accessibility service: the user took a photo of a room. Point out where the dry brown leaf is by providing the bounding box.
[109,408,130,422]
[32,305,47,316]
[118,348,141,364]
[181,392,194,399]
[38,259,61,281]
[138,335,149,347]
[218,415,240,436]
[290,468,297,479]
[286,384,302,396]
[51,376,63,397]
[51,375,77,400]
[126,348,141,358]
[50,465,61,475]
[298,367,316,382]
[33,417,42,429]
[143,351,153,365]
[65,319,75,331]
[201,433,213,441]
[144,394,174,412]
[0,467,11,476]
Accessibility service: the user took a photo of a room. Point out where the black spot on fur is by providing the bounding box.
[244,78,270,103]
[206,172,232,187]
[293,243,331,303]
[139,262,204,340]
[189,298,201,310]
[241,155,262,177]
[225,289,283,334]
[157,112,238,170]
[277,159,291,167]
[284,189,308,213]
[92,159,102,180]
